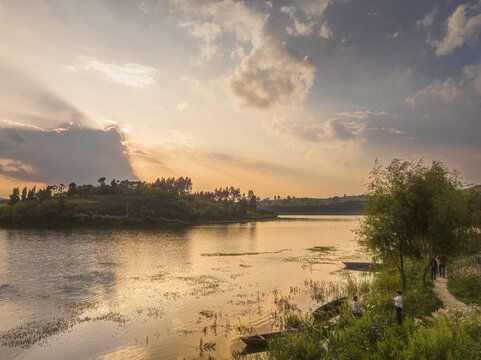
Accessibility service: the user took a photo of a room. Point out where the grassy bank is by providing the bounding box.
[448,253,481,305]
[260,260,481,360]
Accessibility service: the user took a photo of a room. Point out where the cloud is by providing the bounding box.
[286,20,315,36]
[176,103,189,112]
[266,116,365,144]
[0,124,136,184]
[179,20,222,61]
[230,39,316,109]
[68,57,157,88]
[334,110,388,120]
[405,59,481,108]
[387,31,400,39]
[319,22,332,39]
[434,2,481,56]
[281,2,334,38]
[0,62,88,128]
[404,78,461,108]
[158,0,316,108]
[295,0,333,18]
[417,5,438,28]
[463,61,481,95]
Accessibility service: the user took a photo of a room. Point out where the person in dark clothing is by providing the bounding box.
[430,258,438,281]
[437,254,446,278]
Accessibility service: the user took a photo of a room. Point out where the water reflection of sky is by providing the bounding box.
[0,216,366,359]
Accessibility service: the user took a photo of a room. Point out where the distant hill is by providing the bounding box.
[259,195,365,215]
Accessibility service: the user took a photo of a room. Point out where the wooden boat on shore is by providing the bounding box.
[312,297,347,319]
[342,262,383,270]
[240,297,348,347]
[240,329,297,346]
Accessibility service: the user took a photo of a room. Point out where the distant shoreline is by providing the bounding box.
[0,213,368,230]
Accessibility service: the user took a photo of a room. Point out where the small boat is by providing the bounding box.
[240,329,297,346]
[312,297,347,319]
[342,262,383,270]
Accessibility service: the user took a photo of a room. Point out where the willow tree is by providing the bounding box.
[358,159,467,290]
[408,162,467,287]
[358,159,423,290]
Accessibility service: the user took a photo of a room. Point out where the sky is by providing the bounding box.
[0,0,480,198]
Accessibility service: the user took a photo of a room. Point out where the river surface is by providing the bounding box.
[0,215,366,360]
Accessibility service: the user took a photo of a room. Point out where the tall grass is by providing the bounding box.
[264,259,481,360]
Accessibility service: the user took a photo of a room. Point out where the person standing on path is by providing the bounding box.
[394,291,403,325]
[437,254,446,278]
[430,258,438,281]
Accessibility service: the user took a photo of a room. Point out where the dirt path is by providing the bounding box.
[432,275,466,309]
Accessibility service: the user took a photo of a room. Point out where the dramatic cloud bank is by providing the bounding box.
[0,125,136,185]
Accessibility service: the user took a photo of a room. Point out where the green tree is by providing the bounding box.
[21,187,27,202]
[27,186,36,200]
[68,182,77,197]
[36,187,52,201]
[358,160,419,290]
[410,162,467,287]
[248,190,257,212]
[8,187,20,206]
[358,159,469,290]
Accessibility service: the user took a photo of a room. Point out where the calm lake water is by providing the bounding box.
[0,215,366,360]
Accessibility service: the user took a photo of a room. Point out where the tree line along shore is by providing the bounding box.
[0,177,275,228]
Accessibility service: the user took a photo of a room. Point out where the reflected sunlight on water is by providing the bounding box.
[0,216,366,359]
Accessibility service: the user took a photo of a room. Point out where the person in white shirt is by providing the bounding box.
[394,291,403,325]
[352,295,361,316]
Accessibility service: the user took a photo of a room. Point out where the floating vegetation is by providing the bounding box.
[200,249,289,257]
[230,273,245,280]
[60,299,99,317]
[306,246,336,253]
[146,307,164,319]
[199,310,215,318]
[176,275,226,296]
[0,318,71,348]
[150,272,169,281]
[162,291,181,300]
[80,312,127,325]
[239,264,252,268]
[283,253,336,269]
[176,329,199,336]
[0,284,10,291]
[0,312,127,348]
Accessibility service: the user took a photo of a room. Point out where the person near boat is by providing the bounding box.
[352,296,361,316]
